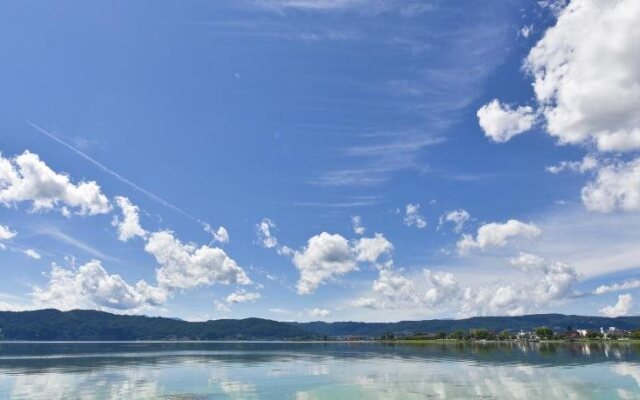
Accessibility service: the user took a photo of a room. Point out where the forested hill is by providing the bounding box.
[295,314,640,337]
[2,310,640,341]
[0,309,313,341]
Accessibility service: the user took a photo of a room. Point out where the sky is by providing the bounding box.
[0,0,639,322]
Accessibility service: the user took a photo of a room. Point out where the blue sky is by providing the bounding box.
[1,0,640,321]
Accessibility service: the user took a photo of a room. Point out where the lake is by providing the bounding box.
[0,341,639,399]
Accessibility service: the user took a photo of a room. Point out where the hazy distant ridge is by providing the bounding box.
[1,310,640,341]
[295,314,640,337]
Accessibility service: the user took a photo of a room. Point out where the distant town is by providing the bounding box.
[373,326,640,342]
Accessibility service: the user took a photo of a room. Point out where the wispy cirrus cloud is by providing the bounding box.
[248,0,436,15]
[36,225,119,262]
[27,122,203,225]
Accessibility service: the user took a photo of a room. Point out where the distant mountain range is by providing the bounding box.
[296,314,640,337]
[0,309,311,341]
[1,309,639,341]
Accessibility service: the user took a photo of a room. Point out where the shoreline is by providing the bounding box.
[1,339,639,344]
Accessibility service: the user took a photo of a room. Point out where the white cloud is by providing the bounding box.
[457,219,541,254]
[307,308,330,318]
[31,260,166,312]
[460,258,578,316]
[373,267,416,304]
[599,293,633,317]
[351,215,365,235]
[0,151,111,216]
[424,270,461,307]
[527,0,640,152]
[112,196,147,242]
[403,203,427,229]
[144,230,251,290]
[352,266,458,312]
[256,218,278,249]
[292,232,356,295]
[0,225,16,240]
[354,233,393,263]
[593,279,640,295]
[509,252,546,271]
[204,223,230,244]
[215,300,231,313]
[476,100,536,143]
[352,265,417,310]
[226,290,262,304]
[212,226,230,244]
[0,301,28,312]
[438,209,470,233]
[546,155,599,174]
[538,0,568,15]
[520,25,533,38]
[352,297,377,309]
[352,253,578,317]
[288,231,393,294]
[581,158,640,212]
[23,249,41,260]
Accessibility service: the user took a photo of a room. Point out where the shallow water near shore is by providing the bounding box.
[0,341,639,399]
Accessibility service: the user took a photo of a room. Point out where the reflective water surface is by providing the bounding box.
[0,341,639,399]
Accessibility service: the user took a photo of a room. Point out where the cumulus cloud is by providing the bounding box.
[112,196,147,241]
[292,232,357,295]
[144,230,251,290]
[509,252,546,271]
[0,225,16,241]
[354,233,393,263]
[403,203,427,229]
[593,279,640,295]
[289,231,393,295]
[438,209,470,233]
[538,0,569,15]
[599,293,633,317]
[480,0,640,152]
[31,260,166,312]
[256,218,278,249]
[546,155,599,174]
[307,308,330,318]
[372,267,416,304]
[352,297,377,309]
[353,266,458,311]
[477,100,536,143]
[226,290,262,304]
[457,220,541,254]
[351,215,365,235]
[212,226,230,244]
[0,151,111,216]
[462,259,578,316]
[204,224,230,244]
[424,270,461,307]
[23,249,41,260]
[353,253,578,316]
[525,0,640,152]
[581,158,640,212]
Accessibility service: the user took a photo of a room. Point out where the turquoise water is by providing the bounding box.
[0,342,639,399]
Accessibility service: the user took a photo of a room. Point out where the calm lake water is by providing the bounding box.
[0,341,639,399]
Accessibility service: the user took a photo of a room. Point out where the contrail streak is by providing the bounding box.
[27,121,203,225]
